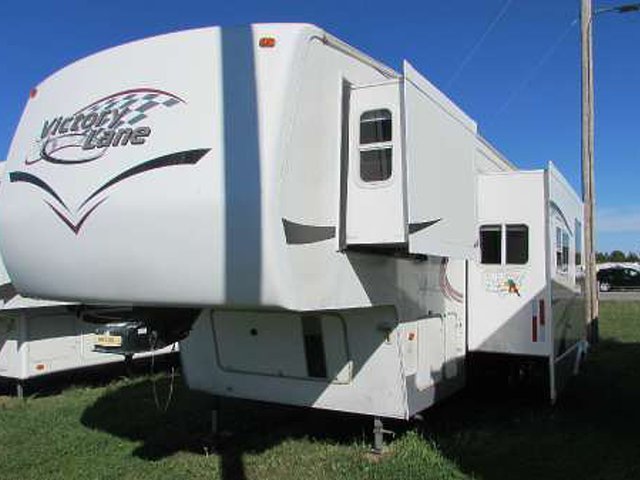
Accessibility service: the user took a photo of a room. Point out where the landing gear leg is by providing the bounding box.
[372,417,386,454]
[16,381,24,399]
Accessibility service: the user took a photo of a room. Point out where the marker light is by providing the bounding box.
[259,37,276,48]
[29,87,38,99]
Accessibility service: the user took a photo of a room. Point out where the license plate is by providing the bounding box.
[95,334,122,347]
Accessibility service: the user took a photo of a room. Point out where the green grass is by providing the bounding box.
[1,302,640,479]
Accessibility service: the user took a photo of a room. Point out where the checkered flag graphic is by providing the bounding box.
[77,89,183,127]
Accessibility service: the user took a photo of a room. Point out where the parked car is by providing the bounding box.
[597,267,640,292]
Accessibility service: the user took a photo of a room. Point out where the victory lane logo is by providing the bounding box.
[11,88,211,234]
[27,88,184,165]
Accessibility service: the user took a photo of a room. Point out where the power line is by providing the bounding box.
[492,18,578,119]
[446,0,514,88]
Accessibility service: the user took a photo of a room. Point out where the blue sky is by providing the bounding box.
[1,0,638,252]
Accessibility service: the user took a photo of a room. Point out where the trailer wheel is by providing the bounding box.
[599,282,611,292]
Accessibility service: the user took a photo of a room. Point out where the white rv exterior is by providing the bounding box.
[0,161,176,392]
[469,162,585,401]
[0,24,584,417]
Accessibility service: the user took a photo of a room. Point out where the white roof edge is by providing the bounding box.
[479,169,545,177]
[547,161,583,206]
[403,60,477,133]
[476,135,517,170]
[318,29,400,79]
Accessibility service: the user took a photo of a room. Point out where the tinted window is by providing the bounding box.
[562,232,570,271]
[360,109,392,144]
[480,225,501,264]
[506,225,528,264]
[360,148,392,182]
[556,227,569,273]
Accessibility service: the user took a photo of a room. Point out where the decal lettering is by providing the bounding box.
[96,130,115,148]
[82,129,101,150]
[108,108,128,129]
[70,114,85,132]
[29,88,185,165]
[58,117,73,134]
[112,128,132,146]
[81,113,98,130]
[96,109,111,127]
[41,117,61,139]
[130,126,150,145]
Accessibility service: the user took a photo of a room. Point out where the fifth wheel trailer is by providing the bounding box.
[0,24,584,421]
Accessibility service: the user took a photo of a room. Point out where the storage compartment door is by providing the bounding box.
[415,316,445,391]
[212,311,351,382]
[345,81,406,246]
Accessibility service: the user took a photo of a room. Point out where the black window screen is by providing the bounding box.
[360,148,392,182]
[506,225,528,264]
[360,109,392,144]
[480,225,502,264]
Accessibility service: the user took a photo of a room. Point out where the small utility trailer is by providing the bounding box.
[0,24,585,446]
[0,293,179,397]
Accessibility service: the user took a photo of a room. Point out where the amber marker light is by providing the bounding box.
[259,37,276,48]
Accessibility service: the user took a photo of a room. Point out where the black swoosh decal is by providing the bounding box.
[46,198,108,235]
[10,148,210,234]
[409,218,442,234]
[283,219,336,245]
[9,171,69,211]
[79,148,210,209]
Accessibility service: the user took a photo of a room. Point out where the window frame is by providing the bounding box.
[480,224,502,265]
[479,223,530,266]
[505,224,529,265]
[555,226,570,275]
[358,108,394,183]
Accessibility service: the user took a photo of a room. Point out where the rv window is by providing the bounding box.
[360,148,392,182]
[556,227,569,273]
[506,225,528,264]
[360,109,392,144]
[555,227,563,271]
[480,225,501,264]
[562,232,570,271]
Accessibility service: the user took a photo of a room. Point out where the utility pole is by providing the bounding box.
[580,1,640,344]
[581,0,598,344]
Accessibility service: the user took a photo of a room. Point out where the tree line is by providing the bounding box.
[596,251,640,263]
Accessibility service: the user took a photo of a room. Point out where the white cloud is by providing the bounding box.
[597,206,640,233]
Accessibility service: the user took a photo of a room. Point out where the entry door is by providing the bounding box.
[345,81,406,246]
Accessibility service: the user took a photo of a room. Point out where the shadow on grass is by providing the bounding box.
[419,338,640,480]
[80,376,382,480]
[80,336,640,480]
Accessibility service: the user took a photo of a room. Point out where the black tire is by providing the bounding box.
[599,282,611,292]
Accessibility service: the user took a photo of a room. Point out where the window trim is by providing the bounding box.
[505,224,529,265]
[480,224,502,265]
[358,107,394,184]
[479,223,530,266]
